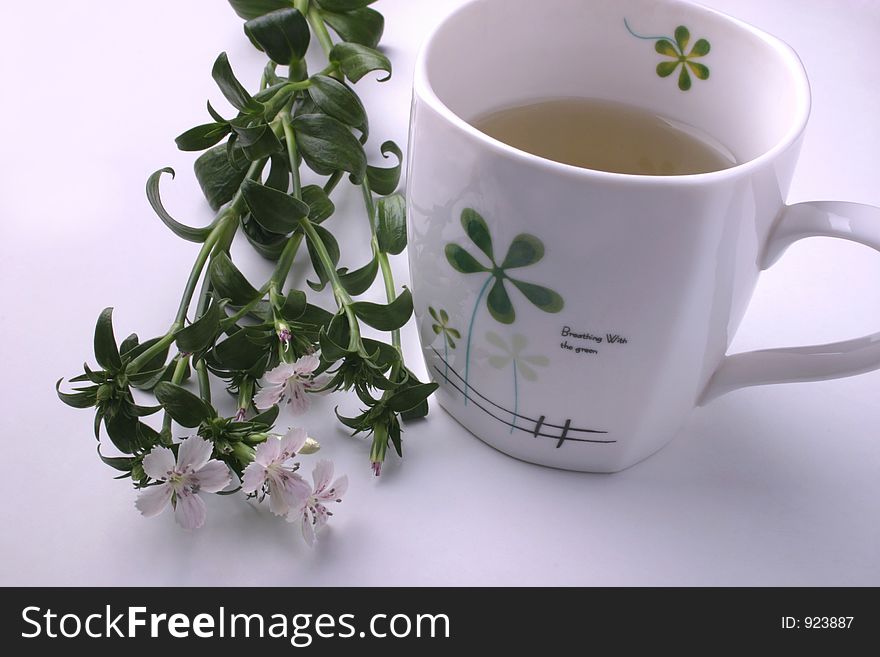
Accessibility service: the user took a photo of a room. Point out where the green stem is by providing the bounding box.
[298,218,361,350]
[271,232,304,289]
[280,112,302,199]
[361,181,403,354]
[128,159,265,375]
[308,6,336,59]
[162,355,192,437]
[220,282,271,329]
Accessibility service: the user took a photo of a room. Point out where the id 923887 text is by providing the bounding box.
[781,616,854,630]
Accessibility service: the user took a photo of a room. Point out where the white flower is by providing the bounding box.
[253,354,325,414]
[241,428,311,517]
[135,437,231,530]
[298,459,348,547]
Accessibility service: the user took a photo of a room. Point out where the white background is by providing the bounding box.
[1,0,878,585]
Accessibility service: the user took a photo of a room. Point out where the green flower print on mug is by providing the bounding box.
[655,26,711,91]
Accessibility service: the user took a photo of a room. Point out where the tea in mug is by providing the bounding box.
[472,97,736,175]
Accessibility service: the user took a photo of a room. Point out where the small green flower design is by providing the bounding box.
[655,26,710,91]
[485,332,549,434]
[445,209,564,325]
[428,307,461,348]
[429,306,460,383]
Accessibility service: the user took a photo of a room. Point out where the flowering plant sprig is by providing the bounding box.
[57,0,437,543]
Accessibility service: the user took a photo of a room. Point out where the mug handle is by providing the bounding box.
[700,201,880,404]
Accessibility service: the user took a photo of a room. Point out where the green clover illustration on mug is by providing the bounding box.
[445,209,563,403]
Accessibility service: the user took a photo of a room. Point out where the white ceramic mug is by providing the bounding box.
[405,0,880,472]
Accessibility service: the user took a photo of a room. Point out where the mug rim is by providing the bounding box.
[413,0,812,186]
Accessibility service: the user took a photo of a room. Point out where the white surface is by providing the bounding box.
[0,0,878,585]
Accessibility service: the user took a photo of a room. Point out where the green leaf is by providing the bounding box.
[56,379,97,409]
[362,338,399,369]
[154,382,216,428]
[674,25,690,53]
[244,8,310,64]
[387,382,438,413]
[209,252,261,306]
[298,303,335,331]
[501,233,544,269]
[232,123,283,160]
[351,288,413,331]
[228,0,291,20]
[292,113,367,181]
[193,146,247,211]
[120,333,139,356]
[251,405,280,427]
[94,308,122,372]
[97,447,135,473]
[690,38,710,57]
[125,336,170,376]
[320,7,384,48]
[445,244,489,273]
[338,256,379,295]
[376,193,406,255]
[366,140,402,195]
[487,279,515,324]
[265,153,290,191]
[461,208,494,261]
[655,39,679,57]
[242,216,287,260]
[306,224,341,288]
[510,279,565,313]
[329,42,391,83]
[401,399,429,420]
[212,52,263,114]
[656,61,679,78]
[307,75,368,130]
[302,185,335,222]
[211,329,269,370]
[280,290,307,320]
[319,326,350,362]
[175,302,222,353]
[241,179,310,234]
[317,0,378,10]
[175,122,231,152]
[146,168,215,243]
[194,144,249,211]
[104,412,138,454]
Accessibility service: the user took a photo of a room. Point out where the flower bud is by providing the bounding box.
[232,442,255,466]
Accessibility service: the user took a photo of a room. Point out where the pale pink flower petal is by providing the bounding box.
[265,362,297,384]
[174,490,207,530]
[177,436,213,472]
[253,382,284,410]
[268,481,291,517]
[241,462,266,494]
[312,459,334,494]
[135,483,172,517]
[293,353,321,376]
[142,446,175,481]
[196,461,231,493]
[319,474,348,502]
[301,511,316,547]
[312,503,330,531]
[285,381,311,415]
[253,435,283,467]
[279,427,308,457]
